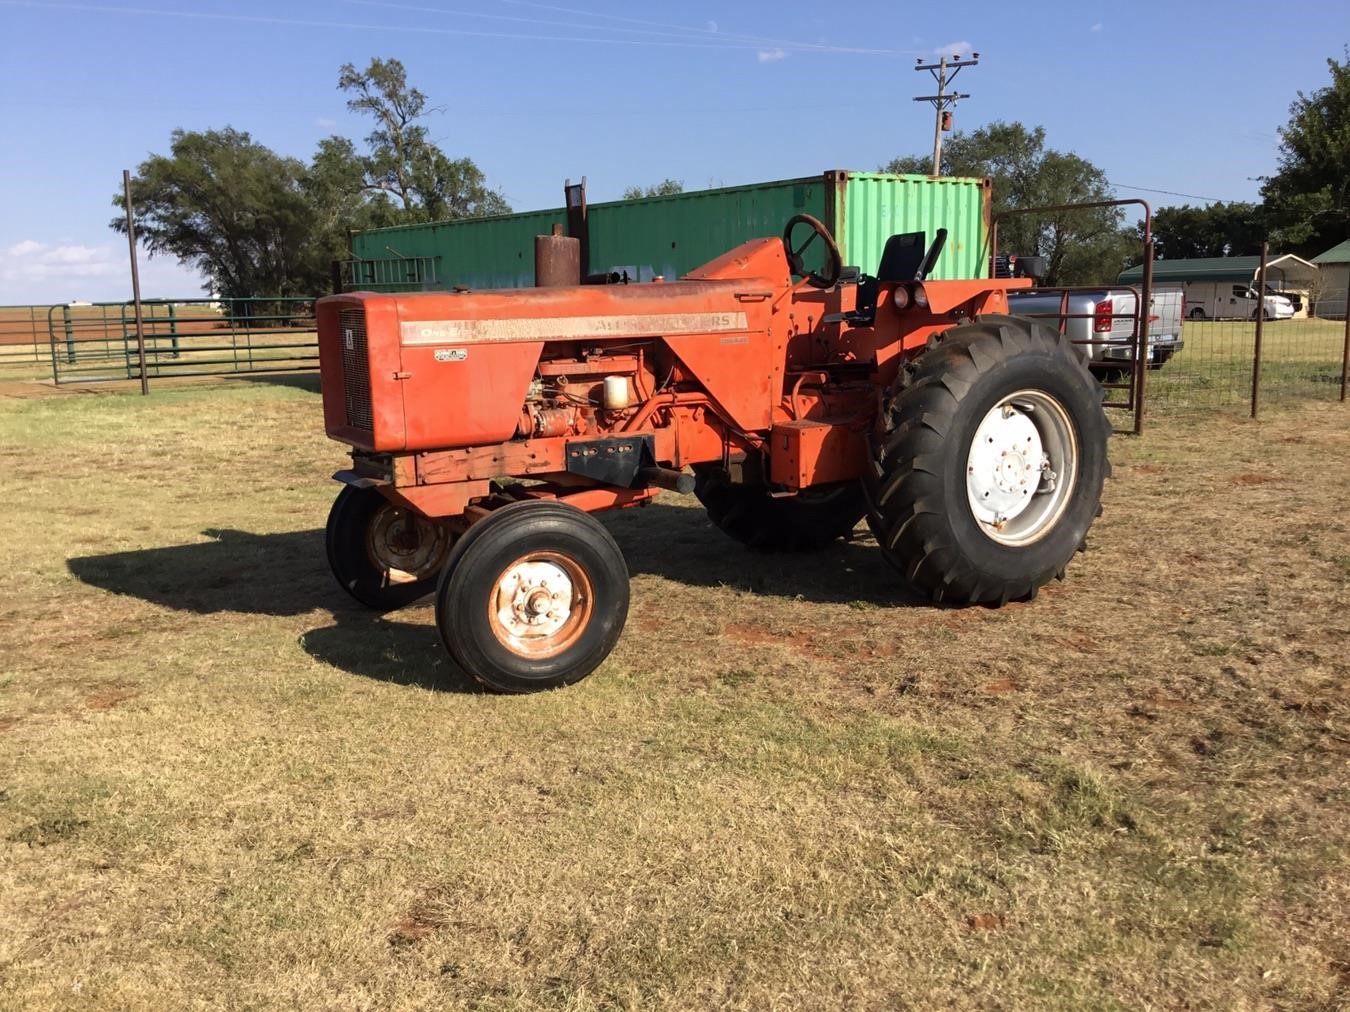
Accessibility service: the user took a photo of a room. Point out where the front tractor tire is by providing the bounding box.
[326,484,452,611]
[870,315,1110,605]
[435,501,630,693]
[693,470,869,551]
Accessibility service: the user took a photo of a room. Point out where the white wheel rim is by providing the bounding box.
[965,389,1078,546]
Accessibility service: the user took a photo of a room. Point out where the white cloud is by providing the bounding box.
[757,49,787,63]
[1090,22,1103,32]
[316,116,338,129]
[705,19,717,33]
[1,241,117,281]
[0,239,206,305]
[933,40,974,58]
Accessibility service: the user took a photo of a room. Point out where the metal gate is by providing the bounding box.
[47,297,318,385]
[990,199,1154,435]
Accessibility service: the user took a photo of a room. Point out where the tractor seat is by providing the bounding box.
[850,228,949,324]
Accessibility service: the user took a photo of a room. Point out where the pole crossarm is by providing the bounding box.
[913,54,978,176]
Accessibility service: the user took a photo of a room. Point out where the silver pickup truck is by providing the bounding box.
[1007,288,1184,380]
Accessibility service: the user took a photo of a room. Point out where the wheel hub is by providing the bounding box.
[965,391,1078,546]
[494,560,576,641]
[967,405,1042,527]
[367,505,449,584]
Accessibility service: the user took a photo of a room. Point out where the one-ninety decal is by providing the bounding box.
[401,312,749,346]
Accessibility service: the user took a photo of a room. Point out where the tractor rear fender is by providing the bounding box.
[908,278,1032,316]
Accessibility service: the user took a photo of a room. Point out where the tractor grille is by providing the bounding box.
[339,308,373,430]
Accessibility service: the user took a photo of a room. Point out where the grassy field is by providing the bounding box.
[1,377,1347,1009]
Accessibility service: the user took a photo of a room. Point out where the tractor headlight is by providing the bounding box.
[911,285,929,308]
[890,285,911,310]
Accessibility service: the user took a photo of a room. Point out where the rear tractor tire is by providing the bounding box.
[693,468,868,552]
[326,484,452,611]
[870,314,1110,605]
[435,501,630,693]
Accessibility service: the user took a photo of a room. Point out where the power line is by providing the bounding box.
[485,0,914,55]
[1107,181,1248,204]
[349,0,909,55]
[1,0,911,55]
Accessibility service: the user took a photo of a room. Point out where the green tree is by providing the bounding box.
[622,179,685,200]
[112,127,324,299]
[302,135,397,272]
[1146,202,1265,260]
[1262,50,1350,257]
[339,57,509,222]
[883,122,1136,285]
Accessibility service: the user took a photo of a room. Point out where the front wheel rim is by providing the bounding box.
[487,552,594,660]
[965,389,1078,547]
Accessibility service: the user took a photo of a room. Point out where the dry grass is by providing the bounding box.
[0,376,1347,1009]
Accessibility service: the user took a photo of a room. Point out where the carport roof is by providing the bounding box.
[1312,239,1350,264]
[1118,256,1259,284]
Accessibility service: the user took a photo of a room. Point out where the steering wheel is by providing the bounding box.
[782,213,843,289]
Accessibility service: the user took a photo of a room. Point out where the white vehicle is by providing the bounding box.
[1171,281,1294,321]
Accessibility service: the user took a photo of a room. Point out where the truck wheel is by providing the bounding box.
[326,485,451,610]
[693,469,868,551]
[870,314,1110,605]
[434,501,629,693]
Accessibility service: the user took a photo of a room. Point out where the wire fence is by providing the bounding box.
[1142,287,1348,413]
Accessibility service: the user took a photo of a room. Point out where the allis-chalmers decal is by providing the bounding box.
[400,312,749,346]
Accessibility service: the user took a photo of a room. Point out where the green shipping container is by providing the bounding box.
[347,170,990,292]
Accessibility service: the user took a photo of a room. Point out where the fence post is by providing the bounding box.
[122,169,150,396]
[29,305,39,364]
[48,306,62,383]
[1250,241,1267,418]
[168,302,180,358]
[1133,241,1152,436]
[1341,283,1349,403]
[62,304,75,364]
[120,304,134,379]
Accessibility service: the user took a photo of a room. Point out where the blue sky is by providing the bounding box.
[0,0,1345,303]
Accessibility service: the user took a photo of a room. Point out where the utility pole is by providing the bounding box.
[913,52,979,176]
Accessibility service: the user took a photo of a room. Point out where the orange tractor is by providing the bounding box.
[318,217,1109,692]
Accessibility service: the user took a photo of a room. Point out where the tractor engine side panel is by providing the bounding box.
[399,338,544,451]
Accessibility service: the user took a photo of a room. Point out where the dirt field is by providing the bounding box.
[0,378,1347,1009]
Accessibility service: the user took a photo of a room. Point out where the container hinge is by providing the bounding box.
[393,371,412,380]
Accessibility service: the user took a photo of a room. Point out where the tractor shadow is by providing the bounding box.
[67,527,482,694]
[68,531,472,696]
[66,502,927,692]
[299,613,485,694]
[68,528,331,617]
[601,501,927,609]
